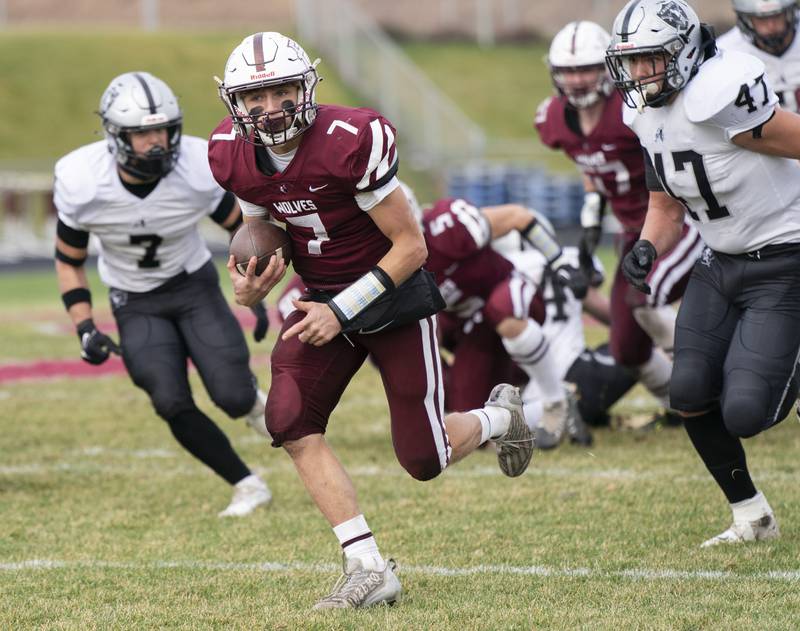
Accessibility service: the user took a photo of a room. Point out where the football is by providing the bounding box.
[229,221,292,276]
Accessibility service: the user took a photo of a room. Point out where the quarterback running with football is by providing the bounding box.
[608,0,800,546]
[534,20,703,420]
[718,0,800,113]
[53,72,272,518]
[208,32,536,609]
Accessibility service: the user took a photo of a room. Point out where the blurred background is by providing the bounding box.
[0,0,736,264]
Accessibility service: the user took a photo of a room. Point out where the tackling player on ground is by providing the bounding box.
[608,0,800,546]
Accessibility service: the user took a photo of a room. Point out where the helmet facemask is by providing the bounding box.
[550,63,612,109]
[736,5,797,54]
[104,117,182,180]
[219,67,320,147]
[606,38,687,110]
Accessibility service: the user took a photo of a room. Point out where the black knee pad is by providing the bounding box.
[669,353,719,413]
[722,368,785,438]
[148,381,195,421]
[208,377,257,419]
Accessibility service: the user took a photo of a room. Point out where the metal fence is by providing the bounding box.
[296,0,487,169]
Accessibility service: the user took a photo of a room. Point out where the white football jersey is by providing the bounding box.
[54,136,226,292]
[492,238,593,379]
[624,48,800,254]
[717,27,800,113]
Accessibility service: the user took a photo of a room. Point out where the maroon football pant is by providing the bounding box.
[611,224,703,367]
[266,312,451,481]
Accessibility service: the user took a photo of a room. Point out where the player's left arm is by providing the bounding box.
[732,107,800,158]
[367,185,428,285]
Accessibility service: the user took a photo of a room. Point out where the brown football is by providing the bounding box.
[230,221,292,276]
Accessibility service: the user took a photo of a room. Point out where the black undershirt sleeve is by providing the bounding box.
[642,148,664,192]
[210,191,237,225]
[56,218,90,248]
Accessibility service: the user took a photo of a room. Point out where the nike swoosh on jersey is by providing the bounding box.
[309,184,329,192]
[601,144,617,151]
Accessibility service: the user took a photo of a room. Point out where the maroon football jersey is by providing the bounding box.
[423,197,513,319]
[208,105,399,290]
[534,91,648,231]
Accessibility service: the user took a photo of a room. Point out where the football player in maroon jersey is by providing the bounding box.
[534,20,705,414]
[422,196,591,448]
[208,32,536,610]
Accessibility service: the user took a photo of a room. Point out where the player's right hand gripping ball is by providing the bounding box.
[622,239,656,295]
[230,221,292,276]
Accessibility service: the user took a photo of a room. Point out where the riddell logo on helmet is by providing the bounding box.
[250,71,276,80]
[615,42,636,50]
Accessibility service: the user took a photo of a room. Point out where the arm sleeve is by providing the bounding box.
[56,218,90,248]
[209,191,237,225]
[642,149,664,192]
[238,196,269,218]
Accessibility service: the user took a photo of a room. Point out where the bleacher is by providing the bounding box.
[446,164,585,228]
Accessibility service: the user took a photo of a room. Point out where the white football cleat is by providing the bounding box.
[243,390,271,439]
[535,398,568,450]
[313,556,401,610]
[700,513,779,548]
[218,474,271,518]
[486,384,535,477]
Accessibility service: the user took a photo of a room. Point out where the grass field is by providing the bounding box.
[2,257,800,630]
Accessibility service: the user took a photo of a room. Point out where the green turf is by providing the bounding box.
[2,260,800,629]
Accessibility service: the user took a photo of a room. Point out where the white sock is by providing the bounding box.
[236,473,264,489]
[635,349,672,409]
[502,319,563,404]
[731,491,771,523]
[522,400,543,432]
[333,514,385,571]
[471,407,511,444]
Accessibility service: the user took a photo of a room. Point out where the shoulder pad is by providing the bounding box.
[715,27,742,49]
[53,143,102,213]
[683,50,767,123]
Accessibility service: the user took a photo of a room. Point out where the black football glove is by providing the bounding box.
[77,318,121,365]
[622,239,657,295]
[250,302,269,343]
[551,257,589,300]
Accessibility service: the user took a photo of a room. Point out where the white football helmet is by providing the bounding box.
[217,32,320,146]
[98,72,182,179]
[732,0,798,53]
[548,21,613,108]
[606,0,714,110]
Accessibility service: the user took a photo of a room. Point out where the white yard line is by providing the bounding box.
[1,458,797,485]
[0,558,798,582]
